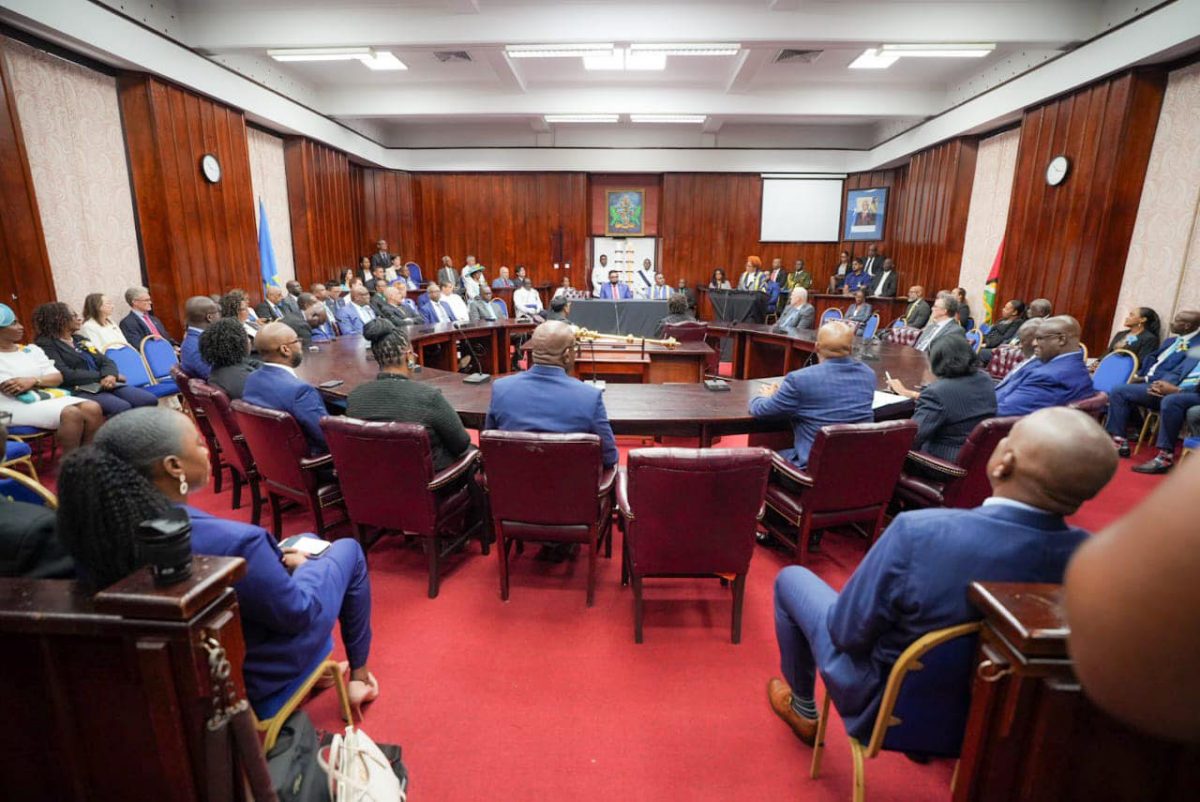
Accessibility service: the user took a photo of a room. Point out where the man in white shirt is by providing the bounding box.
[913,293,965,352]
[633,258,656,298]
[514,279,544,318]
[440,281,470,322]
[591,254,610,298]
[648,272,672,300]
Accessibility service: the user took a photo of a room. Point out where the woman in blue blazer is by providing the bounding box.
[53,407,380,716]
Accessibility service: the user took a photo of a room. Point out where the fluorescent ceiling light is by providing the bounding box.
[507,44,614,58]
[630,43,740,56]
[544,114,620,123]
[268,47,407,70]
[848,49,900,69]
[630,114,706,124]
[583,50,626,70]
[361,51,407,70]
[625,51,667,70]
[881,43,995,58]
[583,49,666,71]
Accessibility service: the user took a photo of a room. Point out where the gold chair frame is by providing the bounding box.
[0,466,58,508]
[254,654,354,752]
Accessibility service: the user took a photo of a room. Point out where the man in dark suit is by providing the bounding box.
[1106,309,1200,458]
[775,287,815,332]
[1131,350,1200,474]
[749,321,876,469]
[468,284,501,323]
[996,316,1094,416]
[867,258,898,297]
[767,408,1116,745]
[241,322,330,455]
[119,285,177,347]
[486,321,618,469]
[436,255,459,290]
[0,429,74,578]
[900,285,931,328]
[861,244,884,277]
[419,283,456,324]
[370,239,393,272]
[676,278,697,311]
[179,296,220,379]
[378,286,424,328]
[280,281,303,317]
[254,285,287,322]
[913,293,965,353]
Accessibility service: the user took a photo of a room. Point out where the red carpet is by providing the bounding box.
[36,435,1163,800]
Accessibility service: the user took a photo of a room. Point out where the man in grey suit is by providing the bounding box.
[914,292,965,352]
[468,284,501,323]
[437,255,459,290]
[776,287,816,332]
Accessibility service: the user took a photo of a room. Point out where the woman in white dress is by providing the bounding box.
[0,303,103,451]
[78,293,130,350]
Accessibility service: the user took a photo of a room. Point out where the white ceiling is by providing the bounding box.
[85,0,1169,149]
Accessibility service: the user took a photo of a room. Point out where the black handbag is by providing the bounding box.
[267,712,331,802]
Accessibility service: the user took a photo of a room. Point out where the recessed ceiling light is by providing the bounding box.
[582,50,626,71]
[630,114,707,123]
[506,44,615,59]
[544,114,620,123]
[267,47,407,70]
[360,51,407,71]
[582,49,666,71]
[881,43,995,58]
[630,43,740,56]
[848,49,901,69]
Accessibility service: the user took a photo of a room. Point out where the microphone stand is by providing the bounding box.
[457,320,491,383]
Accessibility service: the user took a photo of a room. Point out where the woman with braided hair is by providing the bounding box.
[55,406,381,715]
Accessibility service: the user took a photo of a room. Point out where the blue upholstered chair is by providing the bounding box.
[141,335,179,381]
[1092,348,1138,394]
[491,298,509,318]
[105,344,178,398]
[819,307,843,326]
[0,466,58,508]
[965,329,982,352]
[861,314,880,340]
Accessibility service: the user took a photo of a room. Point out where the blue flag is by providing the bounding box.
[258,198,282,292]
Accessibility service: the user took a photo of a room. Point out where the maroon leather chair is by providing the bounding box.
[760,420,917,564]
[986,346,1025,381]
[478,431,616,606]
[1069,391,1109,422]
[230,400,346,539]
[188,380,263,526]
[885,326,922,347]
[321,417,486,598]
[616,447,771,643]
[891,416,1020,512]
[172,365,224,494]
[661,321,718,376]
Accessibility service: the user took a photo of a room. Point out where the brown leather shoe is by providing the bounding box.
[767,678,818,746]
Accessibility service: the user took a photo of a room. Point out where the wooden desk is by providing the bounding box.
[809,293,909,326]
[954,582,1200,801]
[528,339,713,384]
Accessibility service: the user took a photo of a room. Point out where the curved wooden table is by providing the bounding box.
[295,321,928,446]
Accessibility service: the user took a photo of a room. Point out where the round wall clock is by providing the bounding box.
[1045,155,1070,186]
[200,153,222,184]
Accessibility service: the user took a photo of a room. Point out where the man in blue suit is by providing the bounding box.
[767,408,1117,745]
[1106,309,1200,457]
[749,321,875,468]
[179,296,219,379]
[486,321,618,468]
[242,322,330,455]
[1128,346,1200,474]
[598,270,633,301]
[418,282,456,324]
[996,316,1093,416]
[335,285,377,336]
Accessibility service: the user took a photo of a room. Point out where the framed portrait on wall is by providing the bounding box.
[843,187,888,241]
[606,189,645,236]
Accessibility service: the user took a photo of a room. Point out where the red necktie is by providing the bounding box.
[143,313,161,337]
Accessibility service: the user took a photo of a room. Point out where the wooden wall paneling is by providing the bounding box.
[1000,69,1167,352]
[284,138,359,287]
[118,74,259,339]
[0,43,55,327]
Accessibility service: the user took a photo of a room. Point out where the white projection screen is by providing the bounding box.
[760,177,844,242]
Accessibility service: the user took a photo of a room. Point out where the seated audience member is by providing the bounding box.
[844,290,873,333]
[827,251,851,293]
[1105,306,1161,369]
[462,264,484,301]
[709,268,732,290]
[119,286,177,347]
[900,286,931,328]
[0,421,75,579]
[296,293,336,342]
[347,321,473,472]
[887,336,998,461]
[55,407,378,713]
[337,285,378,336]
[599,270,634,300]
[993,318,1042,388]
[953,287,972,328]
[1065,455,1200,742]
[1128,351,1200,475]
[737,257,766,292]
[655,293,694,337]
[369,279,391,314]
[221,290,260,339]
[486,321,619,469]
[785,260,814,293]
[996,316,1093,416]
[378,285,423,328]
[764,262,783,310]
[323,282,347,327]
[775,288,815,332]
[514,265,529,285]
[242,322,330,455]
[749,321,875,469]
[842,259,871,295]
[552,275,574,301]
[468,284,501,323]
[419,282,456,324]
[648,272,673,301]
[369,265,388,292]
[32,302,158,417]
[255,285,288,322]
[440,281,470,322]
[512,279,544,319]
[544,296,571,322]
[79,293,129,349]
[199,318,258,400]
[493,266,515,289]
[983,299,1027,348]
[393,263,418,292]
[676,278,697,310]
[180,296,220,378]
[868,258,899,298]
[1027,298,1053,319]
[913,292,964,352]
[0,304,103,452]
[768,408,1117,745]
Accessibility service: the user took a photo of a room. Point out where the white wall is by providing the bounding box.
[958,128,1020,319]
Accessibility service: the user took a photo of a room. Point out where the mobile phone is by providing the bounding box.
[318,379,344,389]
[279,535,331,556]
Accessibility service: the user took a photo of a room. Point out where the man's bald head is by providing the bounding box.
[254,321,302,368]
[1015,318,1042,358]
[816,321,855,361]
[184,295,219,328]
[528,321,576,370]
[350,285,370,305]
[987,408,1117,515]
[1028,298,1053,318]
[1034,315,1081,362]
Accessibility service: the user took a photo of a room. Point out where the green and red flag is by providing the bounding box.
[982,239,1003,324]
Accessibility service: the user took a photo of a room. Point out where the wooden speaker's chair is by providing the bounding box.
[810,622,983,802]
[252,639,353,752]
